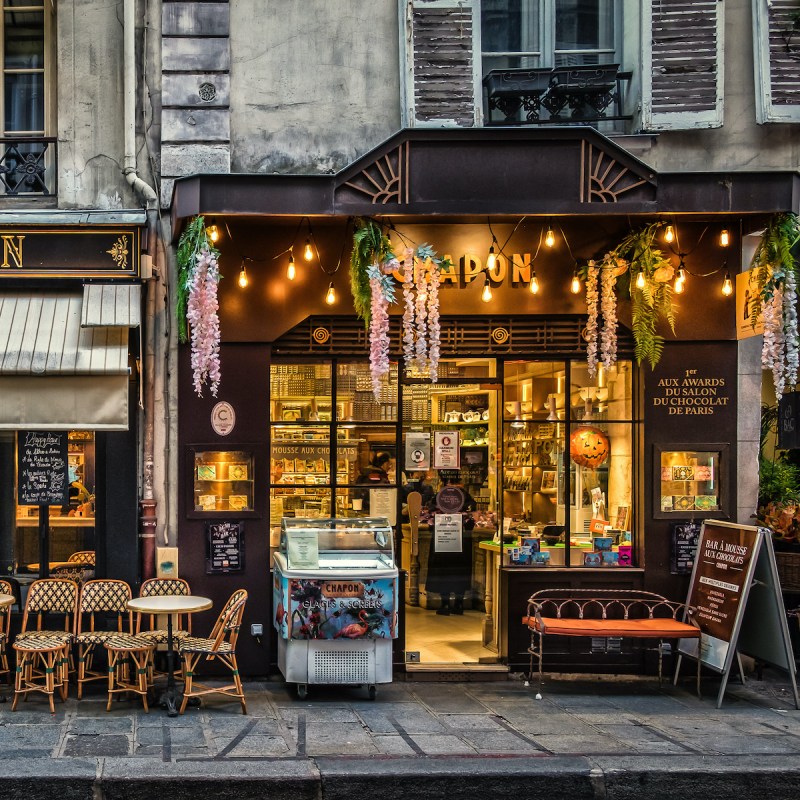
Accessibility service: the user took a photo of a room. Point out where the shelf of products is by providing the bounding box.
[657,447,723,516]
[193,449,254,513]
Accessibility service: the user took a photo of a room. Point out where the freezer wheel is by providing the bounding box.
[368,684,377,701]
[297,683,308,700]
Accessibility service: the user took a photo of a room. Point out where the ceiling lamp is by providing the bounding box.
[325,281,336,304]
[481,271,493,303]
[207,223,220,244]
[664,224,675,244]
[529,269,539,295]
[544,225,556,248]
[721,271,733,296]
[287,252,296,281]
[570,266,581,294]
[720,229,730,248]
[304,237,314,261]
[674,267,686,294]
[238,263,248,288]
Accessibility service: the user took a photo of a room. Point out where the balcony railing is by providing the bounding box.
[0,137,57,196]
[483,64,632,129]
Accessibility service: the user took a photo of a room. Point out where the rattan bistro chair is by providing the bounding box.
[12,578,79,712]
[134,578,193,644]
[75,579,133,699]
[0,578,14,686]
[68,551,96,567]
[178,589,248,715]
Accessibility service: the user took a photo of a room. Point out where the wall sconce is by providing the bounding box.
[721,270,733,296]
[238,262,248,288]
[570,266,581,294]
[720,228,730,248]
[664,224,675,244]
[481,270,493,302]
[325,281,336,304]
[287,252,296,281]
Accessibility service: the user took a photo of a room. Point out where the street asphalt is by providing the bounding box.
[1,667,799,800]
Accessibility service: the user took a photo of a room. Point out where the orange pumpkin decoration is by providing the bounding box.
[569,426,610,468]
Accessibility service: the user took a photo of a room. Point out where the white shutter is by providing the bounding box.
[641,0,724,131]
[753,0,800,123]
[400,0,480,127]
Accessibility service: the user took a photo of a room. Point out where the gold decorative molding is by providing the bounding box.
[312,326,331,344]
[580,141,653,203]
[342,142,409,204]
[106,235,129,269]
[491,327,510,345]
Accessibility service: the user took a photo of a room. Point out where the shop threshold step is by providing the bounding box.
[403,664,510,681]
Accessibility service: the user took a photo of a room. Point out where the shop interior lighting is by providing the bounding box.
[720,228,730,247]
[721,270,733,296]
[544,224,556,248]
[238,262,248,289]
[481,270,493,303]
[304,237,314,261]
[674,265,686,294]
[529,268,539,294]
[664,224,675,244]
[207,222,220,243]
[546,394,559,421]
[570,266,581,294]
[486,236,499,271]
[635,270,646,289]
[286,252,296,281]
[325,281,336,305]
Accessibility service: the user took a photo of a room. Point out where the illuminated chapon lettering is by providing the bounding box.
[1,235,24,268]
[392,252,533,288]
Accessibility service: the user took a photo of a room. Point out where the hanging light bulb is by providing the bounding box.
[545,225,556,248]
[721,271,733,296]
[674,267,686,294]
[207,224,220,243]
[570,267,581,294]
[304,237,314,261]
[635,270,646,289]
[720,228,730,247]
[287,252,296,281]
[664,224,675,244]
[325,281,336,305]
[481,271,493,303]
[529,269,539,295]
[486,242,497,271]
[238,263,248,289]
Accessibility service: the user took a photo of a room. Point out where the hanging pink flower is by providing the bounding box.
[186,246,221,397]
[402,248,415,370]
[427,256,441,383]
[585,263,599,378]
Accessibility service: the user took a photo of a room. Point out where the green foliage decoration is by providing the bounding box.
[175,216,218,344]
[350,218,395,328]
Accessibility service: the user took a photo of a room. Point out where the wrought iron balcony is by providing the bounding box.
[0,137,57,196]
[483,64,632,129]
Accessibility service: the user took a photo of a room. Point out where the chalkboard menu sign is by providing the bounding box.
[18,430,69,505]
[206,521,244,574]
[778,392,800,450]
[670,521,701,575]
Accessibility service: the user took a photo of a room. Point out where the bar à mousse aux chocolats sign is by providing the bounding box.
[651,369,730,417]
[0,227,141,278]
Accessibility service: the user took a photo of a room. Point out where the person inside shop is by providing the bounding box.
[354,451,394,512]
[401,470,435,520]
[425,470,477,616]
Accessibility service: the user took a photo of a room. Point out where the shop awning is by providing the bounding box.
[81,283,141,327]
[0,293,132,430]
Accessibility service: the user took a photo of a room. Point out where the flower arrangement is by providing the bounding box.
[747,213,800,400]
[176,216,222,397]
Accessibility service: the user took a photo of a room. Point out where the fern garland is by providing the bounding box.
[350,218,395,328]
[176,216,217,344]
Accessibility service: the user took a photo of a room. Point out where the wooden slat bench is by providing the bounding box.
[522,589,702,694]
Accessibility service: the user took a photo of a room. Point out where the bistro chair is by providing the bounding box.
[75,579,133,699]
[134,578,193,644]
[178,589,248,715]
[0,578,14,687]
[12,578,79,712]
[104,633,155,712]
[68,551,96,567]
[53,564,89,586]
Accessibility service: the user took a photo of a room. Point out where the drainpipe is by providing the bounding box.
[124,0,159,582]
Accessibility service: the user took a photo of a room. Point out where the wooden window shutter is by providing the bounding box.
[753,0,800,123]
[641,1,724,131]
[401,0,480,127]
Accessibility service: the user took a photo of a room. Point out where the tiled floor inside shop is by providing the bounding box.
[404,605,500,665]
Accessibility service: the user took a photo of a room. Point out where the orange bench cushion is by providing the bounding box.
[522,615,700,639]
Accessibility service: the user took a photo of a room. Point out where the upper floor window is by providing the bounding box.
[481,0,616,75]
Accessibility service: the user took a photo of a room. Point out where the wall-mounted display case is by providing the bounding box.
[654,443,730,520]
[190,447,256,516]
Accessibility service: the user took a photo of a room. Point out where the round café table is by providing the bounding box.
[0,593,14,702]
[127,595,212,716]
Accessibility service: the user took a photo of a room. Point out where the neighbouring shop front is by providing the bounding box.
[170,128,797,678]
[0,214,145,595]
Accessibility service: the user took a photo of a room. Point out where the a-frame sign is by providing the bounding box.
[675,520,799,708]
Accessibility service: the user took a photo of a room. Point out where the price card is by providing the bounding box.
[434,513,463,552]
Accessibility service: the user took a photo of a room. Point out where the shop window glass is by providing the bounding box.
[336,362,397,421]
[192,449,254,513]
[270,363,332,422]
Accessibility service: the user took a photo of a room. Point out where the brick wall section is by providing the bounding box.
[160,1,231,208]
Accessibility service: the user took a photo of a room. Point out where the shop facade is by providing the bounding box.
[171,128,797,677]
[0,214,145,591]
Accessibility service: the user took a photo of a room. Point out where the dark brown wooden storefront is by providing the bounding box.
[171,128,798,677]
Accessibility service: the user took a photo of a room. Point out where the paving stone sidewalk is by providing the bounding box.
[1,669,799,799]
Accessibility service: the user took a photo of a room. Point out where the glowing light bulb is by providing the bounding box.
[720,229,730,247]
[486,245,496,271]
[529,271,539,294]
[481,275,493,303]
[287,254,296,281]
[304,238,313,261]
[570,273,581,294]
[722,272,733,296]
[664,224,675,244]
[238,264,248,288]
[545,227,555,248]
[207,225,219,243]
[674,276,684,294]
[636,270,646,289]
[325,282,336,304]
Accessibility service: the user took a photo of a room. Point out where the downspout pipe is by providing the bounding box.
[124,0,159,582]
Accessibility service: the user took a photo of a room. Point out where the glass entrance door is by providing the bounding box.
[401,361,502,666]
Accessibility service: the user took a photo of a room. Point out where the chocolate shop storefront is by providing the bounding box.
[170,128,796,678]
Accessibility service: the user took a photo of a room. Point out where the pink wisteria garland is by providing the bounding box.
[402,248,416,369]
[762,288,787,399]
[186,246,222,397]
[367,259,398,400]
[584,259,619,377]
[585,263,600,377]
[600,265,618,370]
[427,255,441,383]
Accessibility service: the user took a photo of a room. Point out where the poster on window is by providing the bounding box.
[434,513,463,552]
[405,432,431,471]
[433,431,460,469]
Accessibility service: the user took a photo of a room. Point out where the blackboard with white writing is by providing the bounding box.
[17,430,69,506]
[206,520,245,574]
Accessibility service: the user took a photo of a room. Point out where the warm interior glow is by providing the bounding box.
[635,271,646,289]
[481,276,493,303]
[674,267,686,294]
[664,224,675,244]
[722,272,733,296]
[529,272,539,294]
[486,245,496,271]
[570,273,581,294]
[545,227,555,248]
[238,265,248,288]
[287,254,296,281]
[304,239,314,261]
[325,282,336,304]
[720,229,730,247]
[207,225,220,243]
